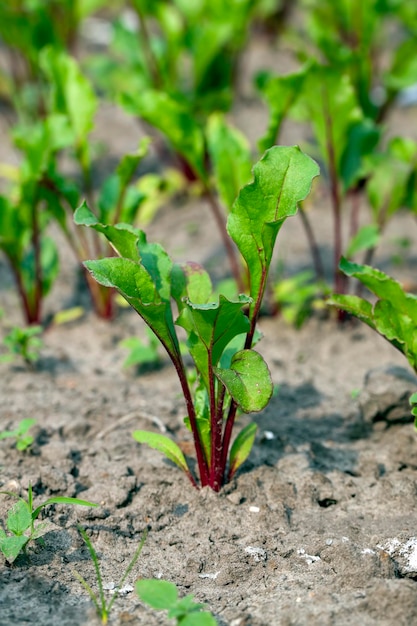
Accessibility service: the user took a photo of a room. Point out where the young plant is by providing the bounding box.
[75,145,319,490]
[1,326,43,367]
[136,579,217,626]
[0,483,97,564]
[328,258,417,421]
[73,526,147,626]
[0,418,36,452]
[121,328,162,371]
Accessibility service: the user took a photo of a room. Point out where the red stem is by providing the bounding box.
[170,353,209,487]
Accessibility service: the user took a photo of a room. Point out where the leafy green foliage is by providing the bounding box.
[0,483,97,563]
[329,258,417,373]
[73,526,147,625]
[136,579,217,625]
[77,145,318,490]
[329,258,417,422]
[0,419,36,451]
[1,326,43,366]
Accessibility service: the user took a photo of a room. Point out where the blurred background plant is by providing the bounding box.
[1,0,417,332]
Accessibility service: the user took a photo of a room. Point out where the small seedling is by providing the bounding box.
[0,418,36,451]
[1,326,43,367]
[0,483,97,564]
[121,329,161,371]
[75,145,319,490]
[136,579,217,626]
[73,526,147,625]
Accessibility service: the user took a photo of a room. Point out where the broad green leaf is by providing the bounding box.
[257,68,307,153]
[214,349,273,413]
[206,113,252,211]
[345,225,380,257]
[132,431,189,474]
[120,90,206,180]
[84,257,181,360]
[74,202,142,261]
[32,497,97,521]
[176,295,251,389]
[227,146,319,309]
[136,579,178,610]
[229,422,257,477]
[7,500,31,535]
[291,65,362,175]
[0,532,29,563]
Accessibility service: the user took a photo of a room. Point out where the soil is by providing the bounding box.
[2,33,417,626]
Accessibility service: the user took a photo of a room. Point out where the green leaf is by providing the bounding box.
[84,255,181,361]
[227,146,319,310]
[345,224,380,257]
[176,295,251,389]
[132,431,189,474]
[40,47,97,144]
[334,259,417,372]
[120,90,206,180]
[7,500,32,535]
[292,65,362,176]
[32,497,97,521]
[206,113,252,211]
[74,202,142,261]
[339,258,417,317]
[136,579,178,610]
[214,349,273,413]
[0,533,29,563]
[229,422,257,477]
[364,140,413,221]
[340,119,380,190]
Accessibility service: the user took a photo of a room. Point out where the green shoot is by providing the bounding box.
[136,579,217,626]
[0,418,36,451]
[0,483,97,564]
[73,526,147,625]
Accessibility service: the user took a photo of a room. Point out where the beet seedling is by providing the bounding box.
[1,326,43,367]
[75,146,319,490]
[0,419,36,452]
[136,579,217,626]
[0,483,97,564]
